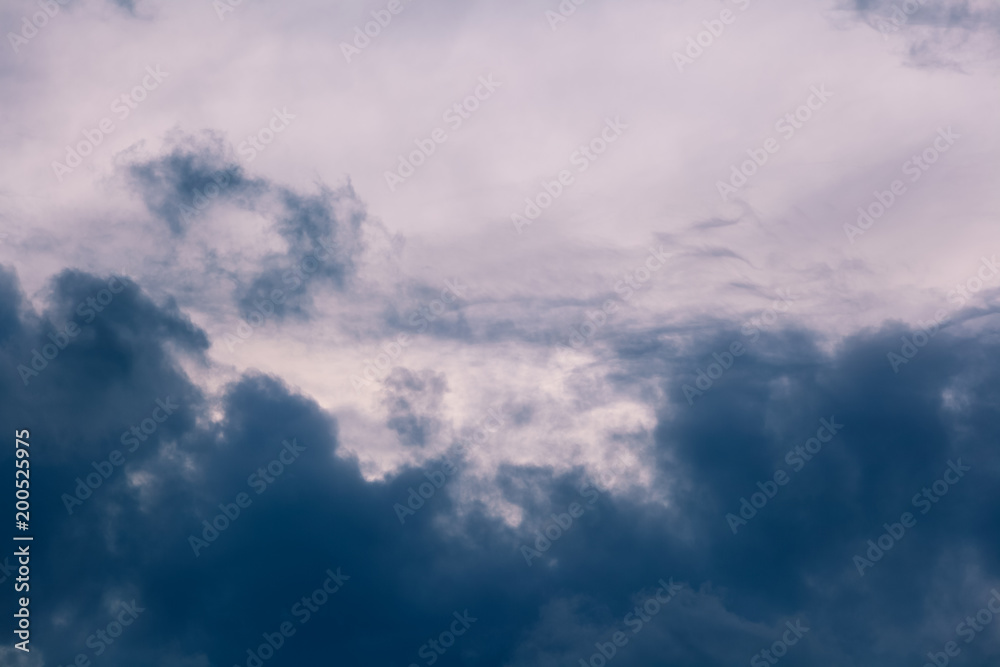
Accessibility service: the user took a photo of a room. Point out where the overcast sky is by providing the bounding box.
[1,0,999,665]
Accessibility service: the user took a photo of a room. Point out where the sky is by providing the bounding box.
[1,0,999,665]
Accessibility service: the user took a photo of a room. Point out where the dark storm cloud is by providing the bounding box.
[3,265,1000,666]
[1,266,206,461]
[641,318,1000,663]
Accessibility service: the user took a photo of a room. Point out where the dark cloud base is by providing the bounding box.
[2,265,1000,666]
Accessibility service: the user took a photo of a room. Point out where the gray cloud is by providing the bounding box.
[2,264,1000,665]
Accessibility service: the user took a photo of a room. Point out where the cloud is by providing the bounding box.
[125,130,267,236]
[123,132,369,321]
[2,262,1000,665]
[381,367,448,448]
[1,1,998,664]
[846,0,1000,66]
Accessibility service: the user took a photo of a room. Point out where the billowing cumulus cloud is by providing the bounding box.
[2,265,1000,666]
